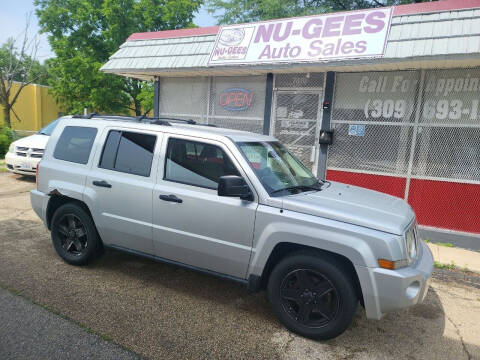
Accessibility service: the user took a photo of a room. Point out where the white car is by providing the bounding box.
[5,119,60,176]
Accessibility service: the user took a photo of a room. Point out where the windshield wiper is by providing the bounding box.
[271,184,322,195]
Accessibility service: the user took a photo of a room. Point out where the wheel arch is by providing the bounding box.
[46,194,95,231]
[250,242,364,306]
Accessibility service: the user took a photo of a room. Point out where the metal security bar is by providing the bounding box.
[208,75,265,133]
[327,67,480,235]
[328,70,419,176]
[159,77,210,123]
[158,75,266,134]
[328,69,480,185]
[271,73,325,172]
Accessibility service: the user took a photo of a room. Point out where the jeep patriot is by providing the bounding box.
[30,114,433,339]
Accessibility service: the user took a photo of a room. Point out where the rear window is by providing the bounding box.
[99,130,156,177]
[53,126,97,164]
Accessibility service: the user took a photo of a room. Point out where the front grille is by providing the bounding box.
[14,146,44,159]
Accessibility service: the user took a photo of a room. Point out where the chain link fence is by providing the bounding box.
[271,73,324,171]
[159,75,265,133]
[327,68,480,235]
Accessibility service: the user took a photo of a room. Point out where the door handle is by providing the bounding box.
[159,194,183,203]
[92,180,112,188]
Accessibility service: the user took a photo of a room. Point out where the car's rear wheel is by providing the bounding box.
[267,251,358,340]
[51,203,101,265]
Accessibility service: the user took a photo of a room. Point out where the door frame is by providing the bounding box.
[270,74,325,175]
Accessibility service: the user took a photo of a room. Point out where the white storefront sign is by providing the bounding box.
[209,8,392,65]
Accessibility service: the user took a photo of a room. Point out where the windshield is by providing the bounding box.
[38,119,60,136]
[237,141,321,196]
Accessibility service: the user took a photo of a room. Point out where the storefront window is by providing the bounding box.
[328,68,480,182]
[159,77,209,121]
[413,68,480,181]
[332,71,418,123]
[209,75,266,133]
[328,71,420,175]
[159,75,266,133]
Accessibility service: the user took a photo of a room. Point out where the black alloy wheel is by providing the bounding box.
[55,214,88,256]
[268,251,358,340]
[280,269,339,327]
[51,202,102,265]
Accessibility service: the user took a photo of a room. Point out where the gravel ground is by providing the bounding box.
[1,172,480,360]
[0,287,139,360]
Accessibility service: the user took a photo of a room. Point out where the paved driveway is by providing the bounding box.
[0,172,479,360]
[0,287,139,360]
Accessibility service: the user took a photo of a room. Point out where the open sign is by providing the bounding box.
[219,88,254,111]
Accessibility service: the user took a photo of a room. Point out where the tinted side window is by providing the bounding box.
[53,126,97,164]
[99,130,156,177]
[165,138,240,189]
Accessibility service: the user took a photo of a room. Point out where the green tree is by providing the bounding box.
[35,0,203,115]
[0,16,49,128]
[207,0,429,24]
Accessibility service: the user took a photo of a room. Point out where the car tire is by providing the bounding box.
[267,251,358,340]
[51,202,102,265]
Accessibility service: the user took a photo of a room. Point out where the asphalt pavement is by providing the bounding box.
[0,287,139,360]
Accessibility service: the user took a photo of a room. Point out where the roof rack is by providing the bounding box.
[71,113,217,127]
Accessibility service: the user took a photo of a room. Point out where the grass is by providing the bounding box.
[436,242,454,248]
[433,261,473,273]
[0,159,7,173]
[434,261,456,270]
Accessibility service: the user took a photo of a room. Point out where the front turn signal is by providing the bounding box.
[378,259,408,270]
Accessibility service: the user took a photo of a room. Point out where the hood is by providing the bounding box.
[12,134,50,149]
[281,181,414,235]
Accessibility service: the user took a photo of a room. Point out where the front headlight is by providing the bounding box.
[8,143,15,153]
[378,224,418,270]
[405,224,418,264]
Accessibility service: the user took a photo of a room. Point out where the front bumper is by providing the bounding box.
[5,152,40,176]
[356,240,434,320]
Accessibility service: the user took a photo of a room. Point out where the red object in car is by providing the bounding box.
[36,162,40,189]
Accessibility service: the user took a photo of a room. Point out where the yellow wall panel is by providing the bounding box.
[0,82,63,131]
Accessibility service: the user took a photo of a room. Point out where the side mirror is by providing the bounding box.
[218,175,253,201]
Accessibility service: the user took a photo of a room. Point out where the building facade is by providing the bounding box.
[102,0,480,248]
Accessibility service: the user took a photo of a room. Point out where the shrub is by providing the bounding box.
[0,126,14,158]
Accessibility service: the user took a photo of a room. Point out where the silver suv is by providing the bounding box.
[30,114,433,340]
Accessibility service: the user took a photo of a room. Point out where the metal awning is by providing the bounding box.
[101,0,480,80]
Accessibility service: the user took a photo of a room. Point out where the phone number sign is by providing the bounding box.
[209,8,392,65]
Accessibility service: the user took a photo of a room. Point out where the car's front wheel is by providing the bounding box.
[267,251,358,340]
[51,202,102,265]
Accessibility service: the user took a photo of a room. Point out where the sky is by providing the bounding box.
[0,0,217,62]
